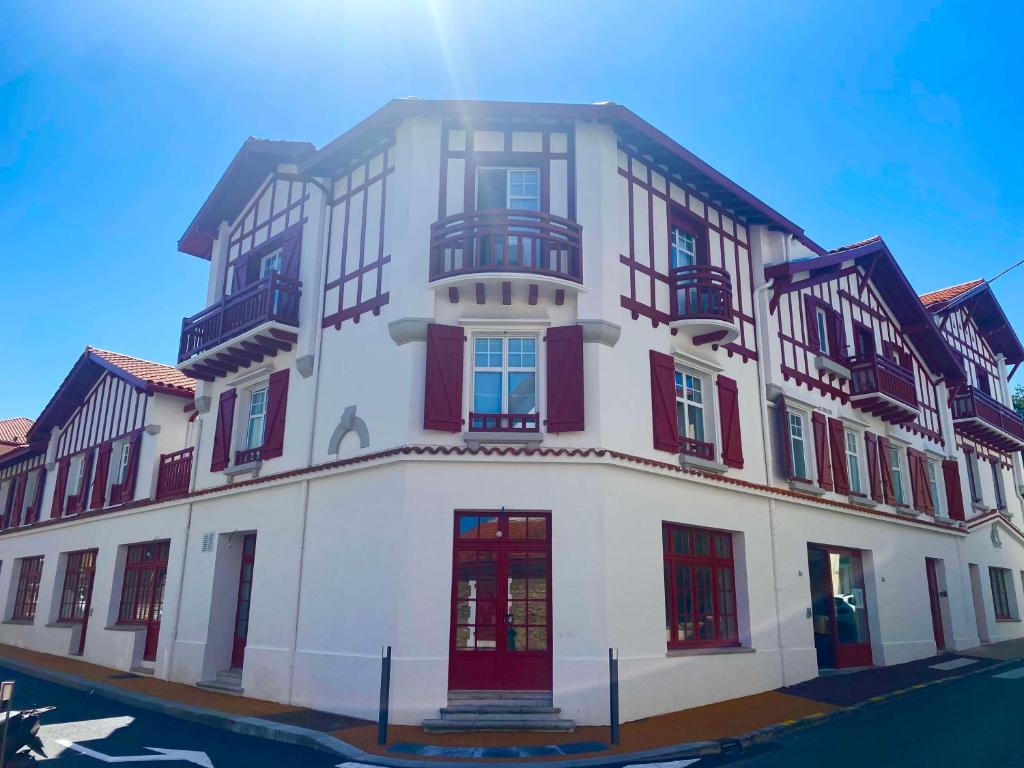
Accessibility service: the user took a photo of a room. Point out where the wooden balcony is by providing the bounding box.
[178,272,301,381]
[669,265,738,347]
[429,210,582,304]
[951,386,1024,452]
[847,354,919,424]
[155,447,193,500]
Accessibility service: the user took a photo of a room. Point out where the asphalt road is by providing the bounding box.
[0,664,340,768]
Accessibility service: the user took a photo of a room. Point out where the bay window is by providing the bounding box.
[663,523,739,648]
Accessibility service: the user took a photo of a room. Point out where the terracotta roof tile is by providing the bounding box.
[827,235,882,255]
[0,417,33,445]
[88,348,196,394]
[919,279,985,309]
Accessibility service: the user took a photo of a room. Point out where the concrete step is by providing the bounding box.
[196,678,244,695]
[422,716,576,733]
[447,689,552,701]
[130,666,154,676]
[216,669,243,682]
[439,708,563,720]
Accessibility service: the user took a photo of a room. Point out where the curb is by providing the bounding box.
[2,652,1021,767]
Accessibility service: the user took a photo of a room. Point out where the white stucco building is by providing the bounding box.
[3,99,1024,729]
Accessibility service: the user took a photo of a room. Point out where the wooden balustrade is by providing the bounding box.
[848,354,918,409]
[670,265,733,323]
[429,210,582,283]
[179,272,301,363]
[952,385,1024,449]
[235,447,263,465]
[468,412,541,433]
[680,436,715,461]
[155,447,193,500]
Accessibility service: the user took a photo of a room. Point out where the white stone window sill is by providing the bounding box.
[849,494,876,507]
[790,480,826,496]
[680,454,729,474]
[105,624,147,632]
[2,619,34,626]
[667,646,755,657]
[224,461,262,479]
[463,432,544,449]
[814,355,851,380]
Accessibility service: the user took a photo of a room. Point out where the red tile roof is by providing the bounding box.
[0,417,33,445]
[919,279,985,309]
[89,348,196,395]
[828,235,882,255]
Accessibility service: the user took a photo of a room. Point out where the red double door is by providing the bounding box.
[231,534,257,669]
[449,511,552,691]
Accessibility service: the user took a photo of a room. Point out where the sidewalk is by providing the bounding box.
[1,641,1021,765]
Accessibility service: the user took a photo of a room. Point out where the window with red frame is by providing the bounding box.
[990,567,1015,621]
[58,549,97,622]
[12,556,44,621]
[662,523,739,648]
[118,541,170,624]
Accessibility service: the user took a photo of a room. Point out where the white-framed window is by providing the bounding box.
[889,445,906,505]
[114,441,131,486]
[927,458,945,516]
[966,452,983,504]
[670,227,697,269]
[475,168,540,211]
[21,471,38,519]
[815,307,830,355]
[66,454,85,497]
[260,248,282,278]
[675,369,707,445]
[244,387,269,450]
[471,336,538,418]
[788,412,809,480]
[992,460,1007,510]
[845,429,862,494]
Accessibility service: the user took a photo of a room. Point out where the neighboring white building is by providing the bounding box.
[3,100,1024,728]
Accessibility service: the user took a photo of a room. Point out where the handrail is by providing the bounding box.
[429,209,583,283]
[155,447,193,500]
[670,265,733,323]
[179,272,301,362]
[847,353,918,409]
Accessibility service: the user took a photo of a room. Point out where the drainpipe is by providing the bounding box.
[752,231,787,684]
[286,478,311,705]
[165,500,194,681]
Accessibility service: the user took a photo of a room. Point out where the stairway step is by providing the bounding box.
[423,717,576,733]
[217,671,243,681]
[441,705,561,717]
[196,679,244,695]
[447,689,551,701]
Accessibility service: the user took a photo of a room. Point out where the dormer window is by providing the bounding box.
[476,168,540,211]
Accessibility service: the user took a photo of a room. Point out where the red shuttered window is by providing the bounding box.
[211,389,237,471]
[260,369,290,459]
[118,541,171,624]
[811,412,833,491]
[716,376,744,469]
[110,431,143,505]
[942,459,966,521]
[545,325,584,433]
[423,324,465,432]
[12,556,44,621]
[50,458,70,519]
[827,418,850,495]
[663,523,739,649]
[65,450,94,516]
[649,351,679,452]
[90,442,113,510]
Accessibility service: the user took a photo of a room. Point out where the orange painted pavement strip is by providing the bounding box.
[1,643,836,762]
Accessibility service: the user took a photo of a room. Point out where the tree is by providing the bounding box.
[1014,383,1024,416]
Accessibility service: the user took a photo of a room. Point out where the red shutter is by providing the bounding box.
[51,458,70,519]
[828,418,850,494]
[76,450,95,513]
[116,431,143,503]
[943,459,966,521]
[8,476,26,529]
[423,324,465,432]
[908,449,924,512]
[2,479,16,529]
[649,351,680,452]
[831,312,848,360]
[811,412,833,491]
[777,394,794,479]
[805,298,820,352]
[261,369,290,459]
[211,389,237,471]
[545,325,585,432]
[716,375,744,469]
[865,432,882,503]
[90,441,113,510]
[27,468,46,524]
[877,436,896,504]
[280,230,303,279]
[919,453,935,514]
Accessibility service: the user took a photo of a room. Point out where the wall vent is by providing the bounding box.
[200,532,215,552]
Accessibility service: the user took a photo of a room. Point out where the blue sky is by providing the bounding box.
[2,0,1022,417]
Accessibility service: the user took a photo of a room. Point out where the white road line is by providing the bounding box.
[929,657,980,671]
[992,666,1024,679]
[622,760,700,768]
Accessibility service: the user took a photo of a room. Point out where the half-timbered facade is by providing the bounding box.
[3,99,1024,730]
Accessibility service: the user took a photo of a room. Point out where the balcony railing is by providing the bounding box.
[670,265,733,323]
[155,448,193,500]
[235,447,263,465]
[848,354,918,411]
[468,412,541,433]
[429,210,583,284]
[178,272,301,363]
[680,437,715,462]
[951,386,1024,450]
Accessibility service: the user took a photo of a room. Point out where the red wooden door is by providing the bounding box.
[231,534,258,669]
[59,549,97,655]
[926,558,946,651]
[449,511,552,691]
[119,542,170,663]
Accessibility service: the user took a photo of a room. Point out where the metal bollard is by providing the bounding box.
[377,646,392,745]
[0,680,14,768]
[608,648,620,745]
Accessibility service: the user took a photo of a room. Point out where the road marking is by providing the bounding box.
[621,760,700,768]
[992,666,1024,679]
[55,740,214,767]
[929,658,979,671]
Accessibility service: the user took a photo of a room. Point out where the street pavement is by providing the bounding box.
[0,663,340,767]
